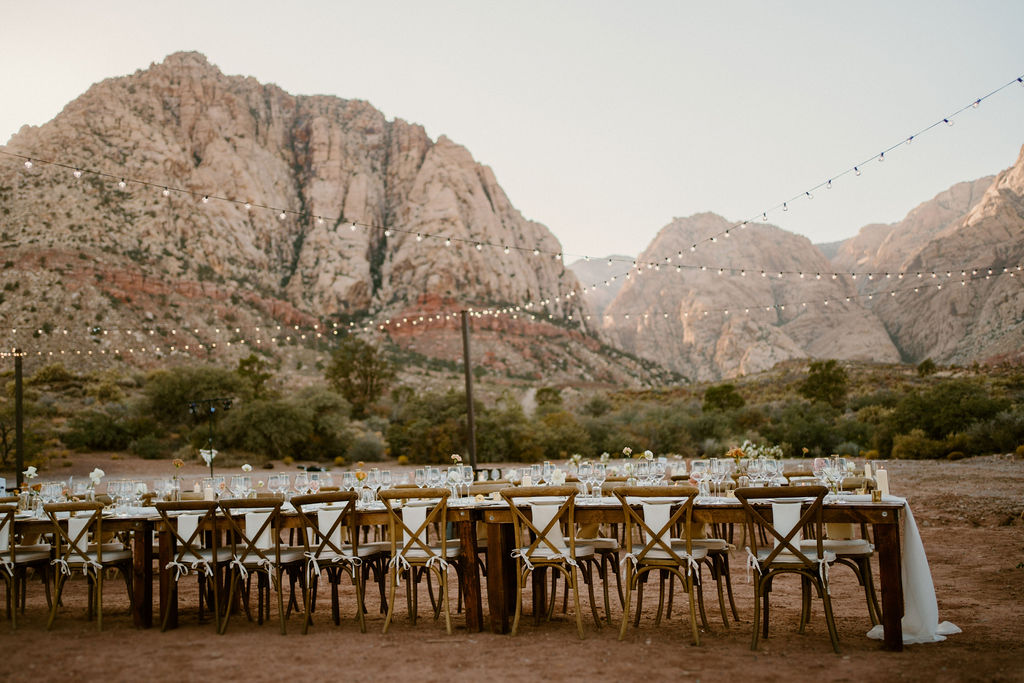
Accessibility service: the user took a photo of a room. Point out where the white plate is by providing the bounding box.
[524,496,567,505]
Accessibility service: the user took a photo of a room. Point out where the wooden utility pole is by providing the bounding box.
[14,349,24,488]
[460,311,478,473]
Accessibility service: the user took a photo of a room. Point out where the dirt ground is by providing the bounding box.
[2,454,1023,683]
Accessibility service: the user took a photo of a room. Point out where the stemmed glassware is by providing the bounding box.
[690,461,709,497]
[414,468,426,488]
[380,470,393,494]
[366,468,381,501]
[342,472,356,492]
[293,472,309,497]
[592,463,607,499]
[462,466,474,496]
[577,462,594,498]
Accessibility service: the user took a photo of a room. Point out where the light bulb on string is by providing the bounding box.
[316,216,324,226]
[416,233,423,242]
[533,248,539,256]
[906,136,914,145]
[384,229,392,237]
[944,118,953,126]
[854,167,861,176]
[445,238,452,247]
[475,243,483,251]
[73,169,82,179]
[503,245,509,254]
[879,152,885,162]
[163,188,171,197]
[826,179,832,189]
[806,191,813,200]
[118,179,127,189]
[783,202,788,211]
[202,196,209,204]
[244,202,251,210]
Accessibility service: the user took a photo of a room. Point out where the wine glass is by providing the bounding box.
[366,468,381,501]
[577,462,594,498]
[813,457,828,485]
[342,472,356,492]
[593,463,607,499]
[308,476,322,495]
[414,468,426,488]
[380,470,393,493]
[294,472,309,496]
[690,461,708,497]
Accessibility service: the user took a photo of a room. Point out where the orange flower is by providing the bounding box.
[172,458,185,469]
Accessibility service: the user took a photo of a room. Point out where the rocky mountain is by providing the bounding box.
[859,147,1024,364]
[0,51,668,386]
[598,213,901,381]
[831,176,994,277]
[567,255,630,316]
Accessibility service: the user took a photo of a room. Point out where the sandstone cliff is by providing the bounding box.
[864,147,1024,364]
[599,213,901,381]
[1,52,666,385]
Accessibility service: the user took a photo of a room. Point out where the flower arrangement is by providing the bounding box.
[599,452,610,464]
[23,465,38,481]
[241,463,252,472]
[569,453,583,466]
[450,453,462,463]
[739,439,784,459]
[641,450,654,460]
[88,468,105,489]
[622,447,632,457]
[355,461,367,482]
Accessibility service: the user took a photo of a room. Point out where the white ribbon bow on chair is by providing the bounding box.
[190,559,213,577]
[229,556,249,581]
[424,555,449,572]
[389,553,412,585]
[818,550,836,594]
[52,558,72,576]
[82,558,103,577]
[744,546,760,582]
[304,551,322,578]
[166,560,190,581]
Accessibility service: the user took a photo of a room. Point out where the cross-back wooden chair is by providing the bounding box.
[500,485,598,639]
[378,487,460,635]
[217,498,304,635]
[155,500,229,631]
[801,521,881,626]
[0,504,20,629]
[43,501,134,631]
[734,485,839,653]
[291,491,366,634]
[613,485,704,644]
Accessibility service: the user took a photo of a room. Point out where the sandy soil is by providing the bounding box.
[2,454,1023,683]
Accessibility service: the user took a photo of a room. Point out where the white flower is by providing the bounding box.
[550,469,567,485]
[199,449,218,466]
[23,466,38,479]
[643,450,654,460]
[599,452,610,463]
[88,468,105,484]
[622,447,632,457]
[450,453,462,463]
[241,463,252,472]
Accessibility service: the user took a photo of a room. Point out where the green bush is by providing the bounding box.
[891,429,947,459]
[130,434,168,460]
[28,363,77,385]
[703,384,745,412]
[144,365,245,425]
[347,431,386,462]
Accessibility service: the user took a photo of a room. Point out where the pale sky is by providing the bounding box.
[2,1,1022,259]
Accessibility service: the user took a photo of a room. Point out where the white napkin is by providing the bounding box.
[401,504,429,549]
[771,501,803,554]
[245,511,273,550]
[0,519,9,553]
[177,514,201,545]
[317,507,345,549]
[529,501,566,553]
[641,502,672,540]
[68,515,90,551]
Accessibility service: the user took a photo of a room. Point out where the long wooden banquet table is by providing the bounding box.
[18,497,907,650]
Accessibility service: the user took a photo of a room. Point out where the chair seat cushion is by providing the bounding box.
[65,549,133,565]
[516,544,594,561]
[756,547,827,565]
[801,538,873,556]
[643,546,708,562]
[402,542,461,560]
[234,548,305,566]
[357,541,391,557]
[680,537,729,551]
[3,549,51,564]
[577,536,618,551]
[178,547,234,564]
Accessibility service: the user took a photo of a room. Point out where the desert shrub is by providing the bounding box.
[889,379,1008,440]
[63,405,156,451]
[891,429,947,459]
[535,410,592,461]
[144,365,245,424]
[799,359,848,409]
[130,434,168,460]
[28,363,77,385]
[963,407,1024,455]
[386,390,470,464]
[703,384,745,412]
[762,400,839,457]
[834,441,861,457]
[347,431,386,462]
[946,451,967,461]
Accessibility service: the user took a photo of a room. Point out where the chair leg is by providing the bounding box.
[583,562,602,629]
[352,566,367,633]
[440,566,452,635]
[694,569,709,629]
[95,569,103,631]
[276,570,287,636]
[570,567,584,640]
[687,569,701,646]
[861,557,882,626]
[633,573,645,627]
[618,565,633,641]
[382,564,398,634]
[722,554,740,622]
[750,576,761,651]
[713,556,729,628]
[655,570,666,626]
[219,572,239,635]
[511,564,524,636]
[820,582,841,653]
[799,576,811,633]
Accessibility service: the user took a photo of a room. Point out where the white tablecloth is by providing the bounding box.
[865,495,961,644]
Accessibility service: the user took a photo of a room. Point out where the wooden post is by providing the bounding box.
[460,311,478,473]
[14,349,24,489]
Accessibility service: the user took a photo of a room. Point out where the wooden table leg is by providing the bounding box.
[874,518,904,651]
[158,527,178,630]
[132,522,153,628]
[486,522,515,633]
[456,520,483,632]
